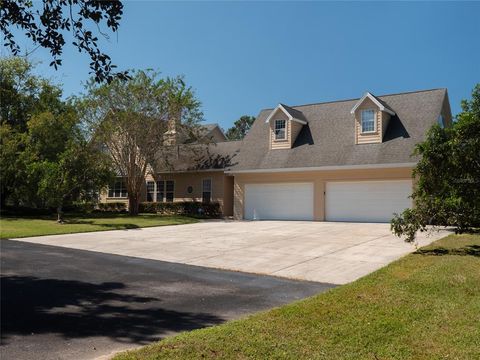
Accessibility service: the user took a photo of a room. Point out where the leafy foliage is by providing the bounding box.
[0,57,64,131]
[138,201,221,218]
[0,57,114,219]
[0,0,127,82]
[81,70,203,215]
[225,115,255,140]
[392,84,480,242]
[96,202,127,213]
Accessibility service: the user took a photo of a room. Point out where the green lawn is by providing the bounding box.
[115,233,480,360]
[0,213,199,239]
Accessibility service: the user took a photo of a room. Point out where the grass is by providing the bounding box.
[0,213,199,239]
[115,233,480,360]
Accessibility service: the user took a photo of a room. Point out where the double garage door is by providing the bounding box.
[244,180,412,223]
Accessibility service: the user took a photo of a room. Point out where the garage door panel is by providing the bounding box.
[326,180,412,223]
[245,183,313,221]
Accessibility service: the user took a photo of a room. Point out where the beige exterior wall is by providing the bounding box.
[355,97,382,144]
[233,167,413,221]
[100,171,233,216]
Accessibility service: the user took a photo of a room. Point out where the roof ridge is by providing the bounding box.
[262,88,447,111]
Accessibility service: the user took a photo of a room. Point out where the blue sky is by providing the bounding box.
[6,1,479,130]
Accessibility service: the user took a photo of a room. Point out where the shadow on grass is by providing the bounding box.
[63,219,141,229]
[0,275,223,345]
[415,245,480,257]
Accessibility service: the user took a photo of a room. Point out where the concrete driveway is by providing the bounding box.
[13,221,448,284]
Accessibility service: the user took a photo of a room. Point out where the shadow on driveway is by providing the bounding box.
[0,239,333,359]
[1,275,222,346]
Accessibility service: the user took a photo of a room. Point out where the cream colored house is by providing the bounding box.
[99,124,241,216]
[101,88,452,222]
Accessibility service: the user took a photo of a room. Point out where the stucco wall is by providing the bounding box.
[99,171,233,215]
[233,167,413,221]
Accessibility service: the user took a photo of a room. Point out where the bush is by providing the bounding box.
[138,201,221,218]
[96,202,127,212]
[62,202,96,213]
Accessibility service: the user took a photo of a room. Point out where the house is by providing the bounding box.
[99,123,241,216]
[100,88,452,223]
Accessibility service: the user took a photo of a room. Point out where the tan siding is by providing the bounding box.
[270,109,291,149]
[233,167,413,221]
[355,97,382,144]
[290,121,303,146]
[268,109,305,149]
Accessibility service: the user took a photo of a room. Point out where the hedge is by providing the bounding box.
[139,201,221,218]
[96,202,127,212]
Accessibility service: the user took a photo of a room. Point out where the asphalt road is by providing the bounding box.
[1,239,335,360]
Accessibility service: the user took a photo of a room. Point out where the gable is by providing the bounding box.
[265,105,307,150]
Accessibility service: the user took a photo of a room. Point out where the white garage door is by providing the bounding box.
[326,180,412,222]
[245,183,314,220]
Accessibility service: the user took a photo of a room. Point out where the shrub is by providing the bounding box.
[96,202,127,212]
[62,202,96,213]
[138,201,221,218]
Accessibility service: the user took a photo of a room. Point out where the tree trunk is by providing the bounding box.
[57,205,64,223]
[128,194,139,216]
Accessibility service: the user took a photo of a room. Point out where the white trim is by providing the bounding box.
[156,169,225,174]
[360,108,377,133]
[350,92,396,116]
[226,162,416,174]
[264,104,308,125]
[274,119,287,140]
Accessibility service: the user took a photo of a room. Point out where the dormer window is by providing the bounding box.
[274,119,286,140]
[361,109,376,133]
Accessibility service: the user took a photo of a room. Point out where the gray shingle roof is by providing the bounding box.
[279,104,307,122]
[154,140,242,172]
[228,89,449,172]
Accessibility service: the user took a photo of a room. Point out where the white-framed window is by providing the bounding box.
[274,119,286,140]
[108,178,128,198]
[202,178,212,203]
[146,181,155,202]
[361,109,376,133]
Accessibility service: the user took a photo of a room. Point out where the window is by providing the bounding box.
[146,181,155,202]
[202,179,212,203]
[156,180,165,202]
[165,180,174,202]
[274,119,286,140]
[361,109,376,133]
[155,180,174,202]
[108,178,127,198]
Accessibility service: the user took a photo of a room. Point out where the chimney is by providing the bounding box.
[163,117,178,146]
